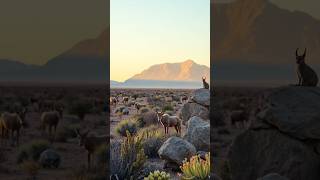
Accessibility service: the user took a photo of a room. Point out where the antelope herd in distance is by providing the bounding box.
[0,86,107,178]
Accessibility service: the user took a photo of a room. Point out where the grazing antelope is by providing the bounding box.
[134,102,146,112]
[110,96,118,106]
[75,129,107,169]
[40,107,63,140]
[202,77,209,89]
[122,97,129,104]
[295,48,318,86]
[0,109,26,146]
[156,111,181,135]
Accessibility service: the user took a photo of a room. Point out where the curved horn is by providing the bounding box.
[296,48,299,56]
[303,48,307,57]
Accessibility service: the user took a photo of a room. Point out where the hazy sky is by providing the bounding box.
[0,0,108,65]
[111,0,210,82]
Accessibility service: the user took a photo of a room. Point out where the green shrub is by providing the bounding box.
[162,104,173,112]
[115,119,138,137]
[139,107,150,114]
[144,170,170,180]
[68,100,93,120]
[180,153,210,180]
[138,127,165,158]
[110,132,147,180]
[17,140,50,164]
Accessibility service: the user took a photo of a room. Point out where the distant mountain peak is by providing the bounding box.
[129,60,209,82]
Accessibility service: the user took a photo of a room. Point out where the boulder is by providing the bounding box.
[158,137,196,165]
[180,102,209,124]
[258,86,320,140]
[184,116,210,151]
[229,129,320,180]
[191,88,210,106]
[39,149,61,168]
[257,173,289,180]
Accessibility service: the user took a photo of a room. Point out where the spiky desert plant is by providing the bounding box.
[20,160,41,180]
[115,119,138,137]
[180,153,210,180]
[144,170,170,180]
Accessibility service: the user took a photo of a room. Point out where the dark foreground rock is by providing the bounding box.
[229,87,320,180]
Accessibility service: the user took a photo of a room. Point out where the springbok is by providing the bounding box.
[156,111,181,135]
[75,129,107,169]
[295,48,318,86]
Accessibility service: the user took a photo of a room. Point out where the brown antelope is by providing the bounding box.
[75,129,107,169]
[156,111,181,135]
[202,77,209,89]
[134,102,146,112]
[40,107,63,140]
[295,48,318,86]
[0,109,26,146]
[110,96,118,106]
[122,97,129,104]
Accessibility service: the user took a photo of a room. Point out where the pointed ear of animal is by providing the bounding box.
[303,48,307,58]
[296,48,299,57]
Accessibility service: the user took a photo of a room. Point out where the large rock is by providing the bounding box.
[184,116,210,151]
[191,88,210,106]
[180,102,209,124]
[39,149,61,168]
[259,86,320,140]
[158,137,196,165]
[229,129,320,180]
[257,173,289,180]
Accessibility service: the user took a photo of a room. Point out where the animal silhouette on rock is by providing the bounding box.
[295,48,318,86]
[202,77,209,89]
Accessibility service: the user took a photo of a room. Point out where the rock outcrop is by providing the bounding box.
[229,86,320,180]
[184,116,210,151]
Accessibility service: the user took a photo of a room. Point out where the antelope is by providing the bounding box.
[110,96,118,106]
[40,107,63,140]
[134,102,146,112]
[75,129,107,169]
[0,109,26,146]
[122,97,129,104]
[156,111,181,135]
[202,77,209,89]
[295,48,318,86]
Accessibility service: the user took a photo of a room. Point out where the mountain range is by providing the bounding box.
[111,60,209,89]
[212,0,320,85]
[0,29,108,82]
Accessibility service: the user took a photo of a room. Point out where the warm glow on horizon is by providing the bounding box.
[111,0,210,82]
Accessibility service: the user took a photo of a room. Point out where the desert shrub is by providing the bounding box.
[138,127,165,158]
[56,124,80,142]
[94,144,108,168]
[115,119,138,137]
[162,104,173,112]
[139,107,150,114]
[180,153,210,180]
[17,140,50,164]
[144,170,170,180]
[110,132,147,180]
[216,159,231,180]
[68,100,93,120]
[136,111,158,128]
[20,160,41,180]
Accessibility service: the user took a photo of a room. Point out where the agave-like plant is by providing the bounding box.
[144,170,170,180]
[180,153,210,180]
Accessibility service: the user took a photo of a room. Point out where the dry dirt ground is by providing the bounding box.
[0,85,108,180]
[110,88,193,179]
